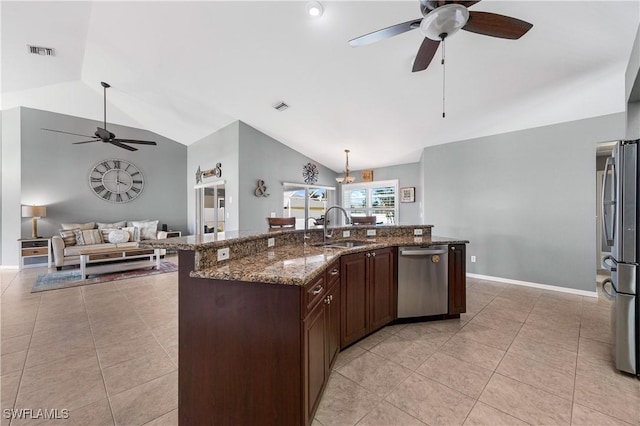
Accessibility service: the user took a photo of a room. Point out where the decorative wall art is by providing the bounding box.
[361,170,374,182]
[254,179,270,197]
[400,187,415,203]
[302,162,319,184]
[196,163,223,184]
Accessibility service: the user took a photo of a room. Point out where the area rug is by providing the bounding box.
[32,260,178,293]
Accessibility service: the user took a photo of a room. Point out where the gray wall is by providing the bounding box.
[238,122,338,232]
[186,121,239,233]
[422,113,626,292]
[17,108,188,250]
[350,163,422,225]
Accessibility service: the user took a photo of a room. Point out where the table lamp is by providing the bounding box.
[22,205,47,238]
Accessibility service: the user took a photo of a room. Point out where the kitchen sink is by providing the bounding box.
[313,240,372,248]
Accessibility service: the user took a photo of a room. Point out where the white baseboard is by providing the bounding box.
[467,273,598,298]
[0,265,19,270]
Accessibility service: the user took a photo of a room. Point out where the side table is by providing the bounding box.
[18,237,52,270]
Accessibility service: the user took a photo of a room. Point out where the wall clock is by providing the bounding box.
[89,159,144,203]
[302,162,318,184]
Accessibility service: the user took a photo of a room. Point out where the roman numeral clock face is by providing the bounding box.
[89,159,144,203]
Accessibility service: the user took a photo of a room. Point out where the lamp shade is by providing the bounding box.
[22,205,46,218]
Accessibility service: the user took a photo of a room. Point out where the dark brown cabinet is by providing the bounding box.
[448,244,466,315]
[303,261,341,425]
[340,247,397,348]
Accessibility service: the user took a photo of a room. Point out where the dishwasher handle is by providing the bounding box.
[400,248,447,256]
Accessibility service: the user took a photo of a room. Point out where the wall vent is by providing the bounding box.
[28,45,55,56]
[273,101,289,112]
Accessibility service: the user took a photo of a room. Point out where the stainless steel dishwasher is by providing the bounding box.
[397,245,449,318]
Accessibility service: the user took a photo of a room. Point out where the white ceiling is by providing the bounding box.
[2,1,639,171]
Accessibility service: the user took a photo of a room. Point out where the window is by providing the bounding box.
[342,180,398,225]
[283,183,336,229]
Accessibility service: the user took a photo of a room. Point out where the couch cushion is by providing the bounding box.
[64,243,117,256]
[61,222,95,230]
[59,229,78,246]
[97,221,127,229]
[115,242,140,249]
[73,229,103,245]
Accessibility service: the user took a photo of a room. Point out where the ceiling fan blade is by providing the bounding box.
[72,140,100,144]
[349,19,422,46]
[412,38,440,72]
[110,141,138,151]
[114,139,157,145]
[463,11,533,39]
[41,128,95,138]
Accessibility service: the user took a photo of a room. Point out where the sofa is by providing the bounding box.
[51,220,168,269]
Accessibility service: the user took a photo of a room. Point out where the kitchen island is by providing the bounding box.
[143,225,468,426]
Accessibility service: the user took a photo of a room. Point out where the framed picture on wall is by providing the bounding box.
[400,187,415,203]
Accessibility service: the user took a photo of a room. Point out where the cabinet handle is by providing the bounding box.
[366,253,371,258]
[324,296,331,304]
[451,247,455,251]
[329,295,333,302]
[371,252,376,257]
[330,268,339,276]
[312,285,324,295]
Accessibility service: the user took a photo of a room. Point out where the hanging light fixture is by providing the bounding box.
[336,149,355,184]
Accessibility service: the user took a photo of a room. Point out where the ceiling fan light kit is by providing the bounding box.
[420,4,469,40]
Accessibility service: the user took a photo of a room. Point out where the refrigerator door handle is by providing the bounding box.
[601,155,616,247]
[602,255,617,272]
[602,278,615,301]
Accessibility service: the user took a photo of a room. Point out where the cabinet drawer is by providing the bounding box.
[22,241,48,249]
[22,248,48,256]
[326,260,340,286]
[303,275,326,317]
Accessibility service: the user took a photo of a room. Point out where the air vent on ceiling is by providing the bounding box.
[273,101,289,112]
[27,45,55,56]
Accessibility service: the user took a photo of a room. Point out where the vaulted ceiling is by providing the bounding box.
[2,1,639,171]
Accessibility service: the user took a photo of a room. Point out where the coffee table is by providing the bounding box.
[78,247,161,280]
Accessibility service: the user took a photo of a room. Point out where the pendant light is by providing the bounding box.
[336,149,355,184]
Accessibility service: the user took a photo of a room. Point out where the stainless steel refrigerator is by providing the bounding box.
[602,139,639,377]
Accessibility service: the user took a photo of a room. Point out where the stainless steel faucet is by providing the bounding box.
[323,206,351,245]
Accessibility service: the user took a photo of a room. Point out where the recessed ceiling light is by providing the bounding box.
[306,1,324,17]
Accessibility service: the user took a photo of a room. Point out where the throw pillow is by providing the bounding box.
[99,228,118,242]
[131,220,159,240]
[73,229,103,246]
[121,226,141,242]
[108,229,129,244]
[61,222,95,230]
[126,219,150,227]
[97,221,127,229]
[59,229,78,246]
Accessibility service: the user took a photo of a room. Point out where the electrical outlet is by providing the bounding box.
[267,238,275,247]
[270,212,276,218]
[414,229,423,236]
[471,256,476,263]
[217,247,230,261]
[342,230,351,238]
[414,237,423,243]
[367,229,376,237]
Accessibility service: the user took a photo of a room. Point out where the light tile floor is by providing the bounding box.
[2,261,638,425]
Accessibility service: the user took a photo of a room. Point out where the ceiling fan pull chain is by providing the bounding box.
[442,37,446,118]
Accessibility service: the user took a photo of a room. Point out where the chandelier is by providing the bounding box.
[336,149,355,184]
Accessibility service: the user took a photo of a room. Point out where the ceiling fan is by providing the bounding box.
[42,82,157,151]
[349,0,533,72]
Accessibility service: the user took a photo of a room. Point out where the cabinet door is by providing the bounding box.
[340,253,368,348]
[325,280,341,370]
[368,247,397,332]
[448,244,467,315]
[303,300,327,424]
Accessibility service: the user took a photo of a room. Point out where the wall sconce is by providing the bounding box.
[22,205,47,238]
